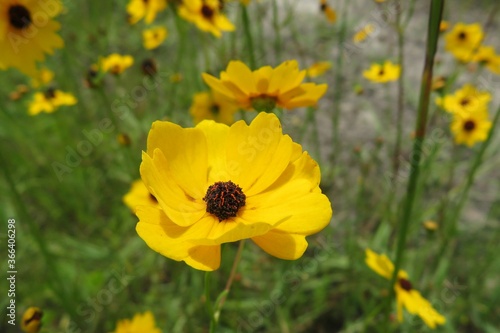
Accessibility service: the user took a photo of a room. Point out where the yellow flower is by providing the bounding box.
[178,0,235,38]
[436,84,491,115]
[439,20,449,32]
[190,91,238,125]
[101,54,134,74]
[444,23,484,62]
[126,0,167,24]
[320,0,336,23]
[353,24,375,43]
[143,26,168,50]
[472,45,500,74]
[113,311,161,333]
[363,61,400,83]
[365,249,446,329]
[202,60,328,111]
[21,307,43,333]
[0,0,64,77]
[136,112,332,271]
[450,109,492,147]
[124,179,159,213]
[28,88,77,116]
[306,61,332,78]
[431,75,446,91]
[30,68,54,88]
[422,220,438,231]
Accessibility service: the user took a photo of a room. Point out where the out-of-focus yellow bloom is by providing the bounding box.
[28,88,77,116]
[472,45,500,74]
[9,84,30,101]
[189,91,238,125]
[365,249,446,329]
[353,24,375,43]
[431,76,447,91]
[423,220,438,231]
[439,20,449,32]
[113,311,161,333]
[202,60,328,111]
[306,61,332,78]
[444,23,484,62]
[127,0,167,24]
[117,133,132,146]
[101,54,134,75]
[450,109,492,147]
[124,179,159,213]
[143,27,168,50]
[178,0,235,38]
[363,61,400,83]
[170,73,183,83]
[436,84,491,115]
[31,68,55,88]
[21,307,43,333]
[0,0,64,77]
[320,0,336,23]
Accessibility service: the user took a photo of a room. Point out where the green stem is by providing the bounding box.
[241,5,256,69]
[272,0,282,61]
[385,0,444,329]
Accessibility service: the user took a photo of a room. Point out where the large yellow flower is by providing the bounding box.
[365,249,446,329]
[363,61,400,83]
[28,88,77,116]
[178,0,235,38]
[436,84,491,115]
[444,23,483,62]
[189,91,238,125]
[202,60,328,111]
[127,0,167,25]
[450,109,492,147]
[136,112,332,271]
[113,311,161,333]
[0,0,64,77]
[124,179,159,213]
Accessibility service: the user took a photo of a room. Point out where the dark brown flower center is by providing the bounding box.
[201,4,214,19]
[210,104,220,115]
[463,120,476,132]
[9,5,32,29]
[320,3,327,11]
[460,98,470,106]
[398,278,413,291]
[149,193,158,202]
[142,58,157,76]
[203,181,246,221]
[23,309,43,326]
[44,88,56,99]
[458,31,467,41]
[378,68,385,76]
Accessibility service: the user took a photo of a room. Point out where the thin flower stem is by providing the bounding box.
[220,239,246,308]
[392,0,405,177]
[241,5,256,69]
[385,0,444,329]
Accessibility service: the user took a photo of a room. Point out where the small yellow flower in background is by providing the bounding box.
[113,311,161,333]
[190,91,238,125]
[136,112,332,271]
[439,20,449,32]
[450,109,492,147]
[444,23,484,62]
[319,0,336,23]
[21,307,43,333]
[178,0,235,38]
[365,249,446,329]
[472,45,500,74]
[431,76,447,91]
[124,180,159,213]
[9,84,30,101]
[423,220,439,231]
[306,61,332,78]
[170,73,183,83]
[202,60,328,111]
[28,88,77,116]
[31,68,55,88]
[117,133,132,146]
[0,0,64,77]
[353,24,375,43]
[436,84,491,115]
[127,0,167,24]
[363,61,400,83]
[143,27,168,50]
[141,58,158,76]
[101,54,134,75]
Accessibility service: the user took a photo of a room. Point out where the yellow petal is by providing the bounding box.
[252,231,308,260]
[185,245,221,271]
[365,248,394,279]
[224,61,256,95]
[202,73,237,101]
[268,60,305,94]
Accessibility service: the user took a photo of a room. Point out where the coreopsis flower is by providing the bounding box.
[450,109,492,147]
[472,45,500,74]
[143,27,168,50]
[353,24,375,43]
[439,20,449,33]
[0,0,64,77]
[101,54,134,75]
[28,88,77,116]
[306,61,332,78]
[444,23,483,62]
[124,180,159,212]
[127,0,167,24]
[365,249,446,329]
[136,112,332,271]
[202,60,328,111]
[319,0,336,23]
[178,0,235,38]
[431,76,447,91]
[30,68,55,88]
[21,307,43,333]
[363,61,400,83]
[422,220,438,231]
[113,311,161,333]
[436,84,491,115]
[189,91,238,125]
[9,84,29,101]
